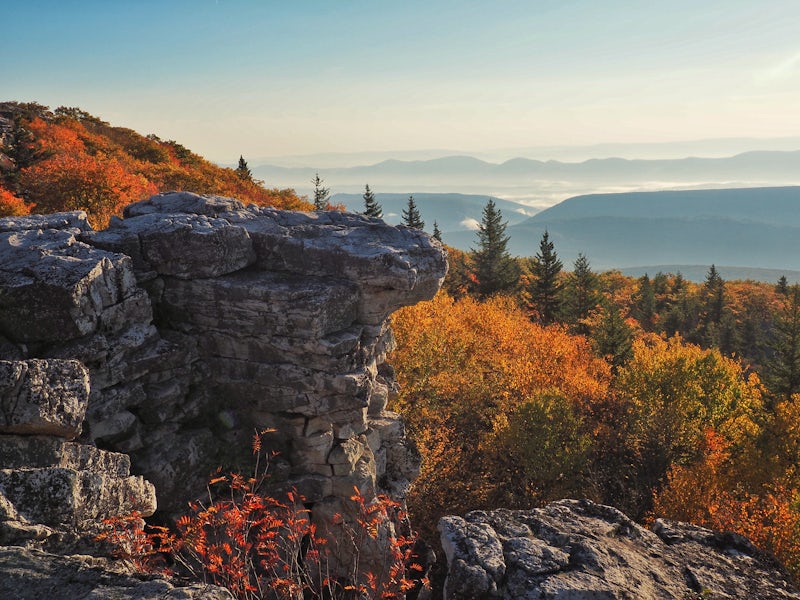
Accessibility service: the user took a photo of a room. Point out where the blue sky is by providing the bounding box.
[4,1,800,162]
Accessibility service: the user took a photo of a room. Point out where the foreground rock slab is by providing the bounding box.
[439,499,800,600]
[0,546,232,599]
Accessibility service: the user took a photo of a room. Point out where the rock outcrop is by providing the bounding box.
[439,499,800,599]
[0,193,446,571]
[0,358,155,553]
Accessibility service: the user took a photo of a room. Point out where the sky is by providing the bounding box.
[4,0,800,164]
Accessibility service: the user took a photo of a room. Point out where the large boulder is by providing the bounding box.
[439,499,800,600]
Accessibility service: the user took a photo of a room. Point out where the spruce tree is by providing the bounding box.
[592,301,633,374]
[362,184,382,218]
[402,195,424,229]
[312,172,330,211]
[632,274,656,330]
[470,198,518,298]
[526,230,563,325]
[235,155,252,181]
[697,264,726,347]
[432,221,442,242]
[562,253,599,335]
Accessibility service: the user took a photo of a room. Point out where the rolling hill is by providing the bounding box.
[443,186,800,278]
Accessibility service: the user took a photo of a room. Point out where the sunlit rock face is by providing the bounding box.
[0,192,447,527]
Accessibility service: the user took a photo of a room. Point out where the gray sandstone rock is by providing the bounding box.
[0,192,447,595]
[0,359,89,439]
[439,499,800,600]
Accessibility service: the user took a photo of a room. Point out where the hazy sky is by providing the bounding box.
[4,1,800,163]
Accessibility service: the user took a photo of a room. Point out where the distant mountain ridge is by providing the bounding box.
[254,150,800,210]
[255,150,800,185]
[442,186,800,278]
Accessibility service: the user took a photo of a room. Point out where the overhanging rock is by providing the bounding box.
[0,192,447,526]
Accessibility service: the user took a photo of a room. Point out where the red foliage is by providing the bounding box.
[98,434,425,600]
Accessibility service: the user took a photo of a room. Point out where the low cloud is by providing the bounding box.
[461,218,481,230]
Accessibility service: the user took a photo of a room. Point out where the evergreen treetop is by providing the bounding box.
[312,172,330,211]
[362,184,382,219]
[470,198,518,298]
[432,221,442,242]
[526,230,563,325]
[235,155,252,181]
[562,253,600,335]
[402,195,424,229]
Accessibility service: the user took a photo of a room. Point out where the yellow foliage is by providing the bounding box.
[390,291,611,532]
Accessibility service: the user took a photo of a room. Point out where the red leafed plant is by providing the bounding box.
[97,431,427,599]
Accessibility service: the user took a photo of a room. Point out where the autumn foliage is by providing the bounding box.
[98,433,424,599]
[0,102,311,228]
[390,282,800,580]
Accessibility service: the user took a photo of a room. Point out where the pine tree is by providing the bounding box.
[402,195,424,229]
[235,155,252,181]
[777,275,789,297]
[470,198,518,298]
[526,230,563,325]
[312,172,330,210]
[432,221,442,242]
[362,184,382,218]
[562,253,600,335]
[592,301,633,374]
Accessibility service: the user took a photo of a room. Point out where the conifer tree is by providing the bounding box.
[235,155,252,181]
[777,275,789,297]
[312,172,330,210]
[470,198,518,298]
[697,264,727,347]
[632,274,656,330]
[362,184,382,218]
[432,221,442,242]
[592,301,633,374]
[402,195,424,229]
[562,253,600,335]
[768,284,800,400]
[526,230,563,325]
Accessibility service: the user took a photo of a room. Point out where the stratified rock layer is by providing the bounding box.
[0,359,155,553]
[0,192,447,524]
[439,499,800,600]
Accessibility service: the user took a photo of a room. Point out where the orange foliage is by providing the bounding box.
[0,186,32,217]
[653,429,800,577]
[20,151,157,228]
[391,291,611,530]
[6,107,311,228]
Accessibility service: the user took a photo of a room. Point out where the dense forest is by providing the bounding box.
[0,102,311,226]
[391,200,800,579]
[4,103,800,581]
